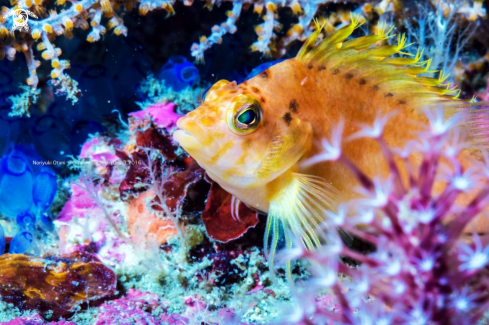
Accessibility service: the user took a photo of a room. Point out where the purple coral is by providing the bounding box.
[6,315,76,325]
[94,289,164,325]
[280,108,489,324]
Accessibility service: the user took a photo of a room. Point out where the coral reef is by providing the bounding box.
[2,0,489,322]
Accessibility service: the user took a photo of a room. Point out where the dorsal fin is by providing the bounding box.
[295,15,469,110]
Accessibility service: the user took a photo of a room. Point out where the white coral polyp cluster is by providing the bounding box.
[279,108,489,324]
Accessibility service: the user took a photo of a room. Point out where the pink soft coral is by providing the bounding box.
[129,103,183,131]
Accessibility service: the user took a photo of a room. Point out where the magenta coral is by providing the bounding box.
[129,103,183,131]
[6,315,76,325]
[278,109,489,324]
[94,289,163,325]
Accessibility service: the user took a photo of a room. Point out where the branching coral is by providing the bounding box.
[276,109,489,324]
[1,0,485,116]
[404,0,484,77]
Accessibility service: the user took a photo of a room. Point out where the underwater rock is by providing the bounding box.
[201,179,259,243]
[6,314,76,324]
[118,149,152,197]
[119,131,204,209]
[0,252,116,319]
[129,102,183,131]
[135,128,177,161]
[188,242,249,286]
[158,56,199,91]
[94,289,163,325]
[155,159,206,213]
[127,189,178,246]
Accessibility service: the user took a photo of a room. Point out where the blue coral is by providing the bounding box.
[9,231,33,254]
[158,56,199,91]
[0,148,34,218]
[0,145,57,255]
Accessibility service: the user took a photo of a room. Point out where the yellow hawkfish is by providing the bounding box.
[173,18,487,273]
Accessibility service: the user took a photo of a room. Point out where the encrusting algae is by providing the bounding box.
[0,252,116,318]
[173,16,489,280]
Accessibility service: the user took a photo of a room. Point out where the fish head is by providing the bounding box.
[173,76,312,207]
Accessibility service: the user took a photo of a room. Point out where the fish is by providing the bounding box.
[173,16,489,278]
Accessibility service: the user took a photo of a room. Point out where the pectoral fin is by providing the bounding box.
[265,172,341,283]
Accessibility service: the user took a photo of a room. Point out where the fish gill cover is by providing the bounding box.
[1,0,489,324]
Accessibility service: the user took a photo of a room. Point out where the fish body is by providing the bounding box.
[173,18,486,275]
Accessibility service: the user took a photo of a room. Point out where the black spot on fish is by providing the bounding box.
[398,99,406,105]
[307,64,313,69]
[260,70,270,79]
[318,65,326,71]
[385,93,394,97]
[345,73,353,80]
[332,68,340,75]
[289,99,299,113]
[260,97,266,103]
[282,113,292,126]
[251,87,260,93]
[359,78,366,85]
[373,85,379,91]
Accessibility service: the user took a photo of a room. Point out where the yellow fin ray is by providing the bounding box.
[296,18,324,60]
[395,58,437,76]
[320,13,363,47]
[382,48,423,66]
[306,14,362,60]
[264,172,339,283]
[341,34,388,51]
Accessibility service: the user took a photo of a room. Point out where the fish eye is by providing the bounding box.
[227,95,263,135]
[236,106,257,125]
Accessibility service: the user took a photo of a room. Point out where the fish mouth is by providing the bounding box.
[173,129,203,151]
[174,115,221,160]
